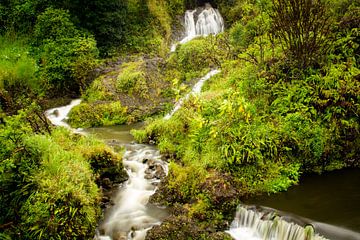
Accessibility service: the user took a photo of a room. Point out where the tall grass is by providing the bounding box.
[0,35,43,94]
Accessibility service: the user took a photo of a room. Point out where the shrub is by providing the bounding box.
[68,101,128,128]
[173,38,214,74]
[116,61,148,97]
[0,114,126,239]
[34,8,99,95]
[0,36,43,102]
[270,0,333,68]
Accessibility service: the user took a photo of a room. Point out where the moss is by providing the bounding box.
[68,101,128,128]
[116,60,148,97]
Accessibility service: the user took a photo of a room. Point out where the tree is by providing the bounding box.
[54,0,129,54]
[34,8,98,95]
[270,0,333,69]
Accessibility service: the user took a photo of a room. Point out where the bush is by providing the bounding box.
[34,8,99,95]
[173,38,214,75]
[116,61,148,97]
[68,101,128,128]
[270,0,333,68]
[0,36,43,106]
[0,113,126,239]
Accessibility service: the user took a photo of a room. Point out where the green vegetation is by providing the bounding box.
[0,108,126,239]
[131,0,360,238]
[116,61,148,97]
[1,0,359,238]
[68,102,128,128]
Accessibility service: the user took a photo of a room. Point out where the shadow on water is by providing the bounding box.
[82,122,144,144]
[242,168,360,239]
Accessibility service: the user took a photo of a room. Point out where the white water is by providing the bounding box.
[171,4,224,52]
[97,144,168,240]
[164,69,220,120]
[44,99,81,129]
[227,206,328,240]
[44,100,168,240]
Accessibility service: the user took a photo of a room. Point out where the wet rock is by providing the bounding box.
[147,159,156,169]
[143,158,149,164]
[151,182,159,187]
[102,178,113,189]
[113,231,127,240]
[102,195,110,204]
[145,173,155,179]
[154,165,166,179]
[53,109,59,117]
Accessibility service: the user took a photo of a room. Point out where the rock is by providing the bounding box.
[147,159,156,169]
[145,173,155,179]
[102,178,112,189]
[113,231,127,240]
[53,109,59,117]
[143,158,149,164]
[154,165,166,179]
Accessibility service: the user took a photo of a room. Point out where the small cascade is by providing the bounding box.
[164,69,220,120]
[44,99,81,129]
[45,102,168,240]
[96,144,168,240]
[227,206,328,240]
[171,3,224,51]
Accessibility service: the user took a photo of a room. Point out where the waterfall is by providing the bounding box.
[195,7,224,36]
[227,206,328,240]
[171,4,224,51]
[45,99,81,129]
[164,69,220,120]
[184,10,196,38]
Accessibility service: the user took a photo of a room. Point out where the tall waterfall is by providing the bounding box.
[171,3,224,51]
[227,206,328,240]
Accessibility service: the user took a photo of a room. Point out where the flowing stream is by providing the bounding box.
[96,142,168,240]
[44,68,220,240]
[171,3,224,51]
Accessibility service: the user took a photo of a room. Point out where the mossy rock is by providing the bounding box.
[68,101,128,128]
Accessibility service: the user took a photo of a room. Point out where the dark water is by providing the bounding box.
[82,122,144,144]
[247,169,360,233]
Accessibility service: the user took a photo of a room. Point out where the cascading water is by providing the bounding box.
[227,205,328,240]
[164,69,220,120]
[45,101,169,240]
[171,3,224,51]
[43,9,225,238]
[97,144,168,240]
[45,99,81,129]
[195,6,224,35]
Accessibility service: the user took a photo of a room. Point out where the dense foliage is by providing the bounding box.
[131,0,359,238]
[0,0,359,239]
[0,107,126,239]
